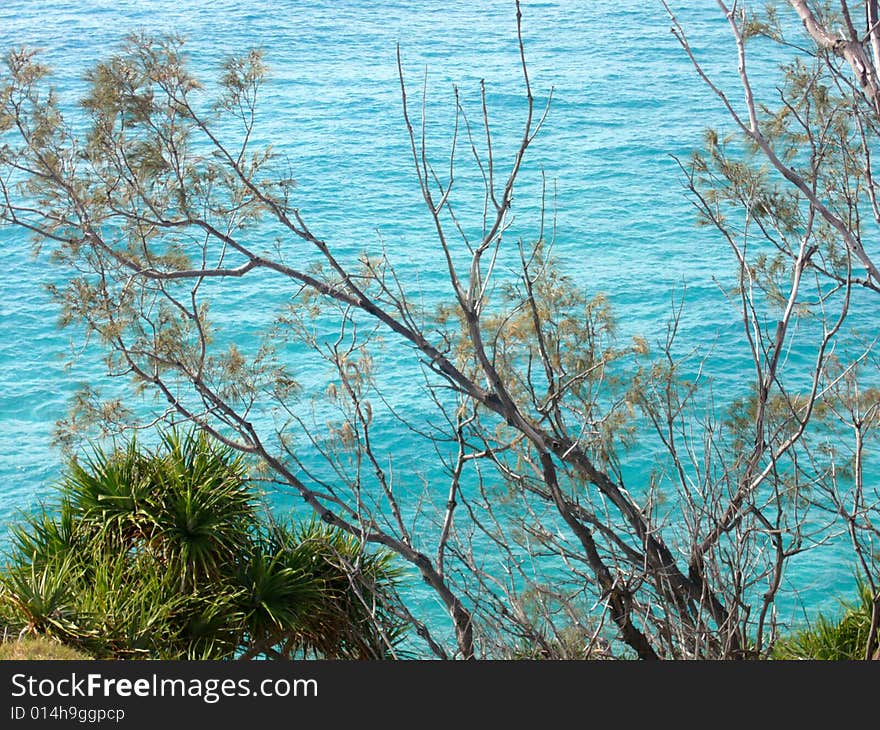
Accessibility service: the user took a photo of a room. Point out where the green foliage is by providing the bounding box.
[270,521,408,658]
[773,577,879,660]
[0,428,407,659]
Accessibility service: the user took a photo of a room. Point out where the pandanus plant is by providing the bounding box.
[0,428,408,659]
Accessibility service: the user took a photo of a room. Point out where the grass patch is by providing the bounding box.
[0,635,92,660]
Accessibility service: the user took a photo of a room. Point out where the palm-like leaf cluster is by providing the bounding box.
[772,578,880,660]
[0,429,407,659]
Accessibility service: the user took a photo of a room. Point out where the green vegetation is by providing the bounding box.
[0,429,407,659]
[773,579,880,660]
[0,426,874,661]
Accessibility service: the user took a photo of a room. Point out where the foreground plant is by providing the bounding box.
[0,429,407,659]
[773,578,880,660]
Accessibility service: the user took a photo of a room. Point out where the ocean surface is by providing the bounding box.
[0,0,873,648]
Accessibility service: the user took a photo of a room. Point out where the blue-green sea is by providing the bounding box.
[0,0,872,646]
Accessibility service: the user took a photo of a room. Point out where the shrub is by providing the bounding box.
[0,429,407,659]
[773,578,878,660]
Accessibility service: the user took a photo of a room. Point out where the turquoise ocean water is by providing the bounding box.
[0,0,873,646]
